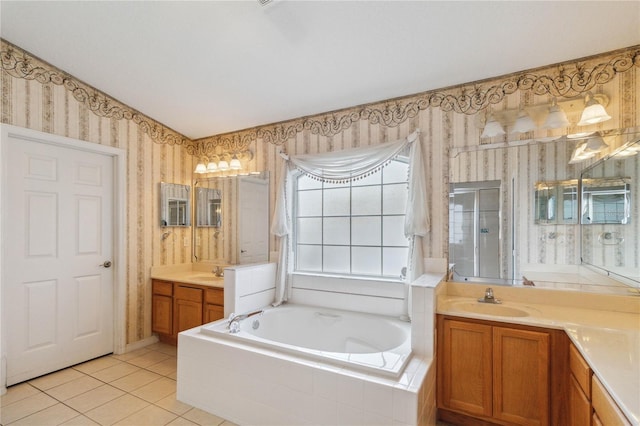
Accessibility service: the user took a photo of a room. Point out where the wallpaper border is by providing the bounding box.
[2,38,638,156]
[196,45,640,152]
[0,38,191,147]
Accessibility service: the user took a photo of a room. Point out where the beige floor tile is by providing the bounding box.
[90,363,140,383]
[59,415,101,425]
[126,351,172,368]
[45,375,103,401]
[85,394,150,425]
[110,369,163,392]
[182,407,226,426]
[149,343,177,356]
[28,368,85,391]
[73,357,124,374]
[112,405,177,426]
[0,392,58,424]
[166,417,198,426]
[0,383,40,407]
[64,384,125,413]
[145,357,177,376]
[154,392,193,416]
[9,402,80,426]
[109,348,151,362]
[130,377,176,403]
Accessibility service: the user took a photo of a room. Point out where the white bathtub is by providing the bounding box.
[200,304,412,378]
[178,303,432,425]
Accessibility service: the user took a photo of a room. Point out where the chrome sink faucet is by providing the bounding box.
[213,266,224,277]
[478,287,502,304]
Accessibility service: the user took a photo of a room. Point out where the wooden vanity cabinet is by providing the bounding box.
[437,315,568,426]
[569,343,592,426]
[592,375,631,426]
[152,279,224,345]
[151,280,173,336]
[204,287,225,323]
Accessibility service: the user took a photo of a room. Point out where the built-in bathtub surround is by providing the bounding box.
[223,262,277,317]
[177,270,446,425]
[178,320,434,426]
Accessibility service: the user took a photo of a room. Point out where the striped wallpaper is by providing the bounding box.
[2,39,639,345]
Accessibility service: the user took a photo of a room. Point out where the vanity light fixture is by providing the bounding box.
[481,115,505,138]
[511,110,537,134]
[206,158,218,172]
[569,141,597,164]
[542,98,570,129]
[194,159,207,174]
[217,158,230,171]
[577,92,611,126]
[229,154,242,170]
[583,134,608,153]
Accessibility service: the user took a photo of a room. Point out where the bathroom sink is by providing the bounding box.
[190,275,222,282]
[451,301,530,317]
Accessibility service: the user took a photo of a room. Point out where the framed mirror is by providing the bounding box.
[195,187,222,227]
[160,182,191,227]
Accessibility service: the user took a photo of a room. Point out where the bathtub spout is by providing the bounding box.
[228,309,263,334]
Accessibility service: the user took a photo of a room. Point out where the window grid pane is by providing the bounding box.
[294,159,409,279]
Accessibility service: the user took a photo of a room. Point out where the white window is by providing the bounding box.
[294,158,409,280]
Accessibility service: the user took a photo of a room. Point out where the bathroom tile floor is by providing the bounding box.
[0,343,237,426]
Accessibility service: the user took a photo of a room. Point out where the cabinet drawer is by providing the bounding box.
[570,344,591,397]
[205,288,224,305]
[592,375,631,426]
[152,280,173,296]
[175,285,203,302]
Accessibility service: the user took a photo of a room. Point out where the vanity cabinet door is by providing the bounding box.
[570,374,592,426]
[437,316,559,426]
[438,318,493,417]
[152,280,173,335]
[174,286,203,333]
[493,327,549,426]
[204,288,225,323]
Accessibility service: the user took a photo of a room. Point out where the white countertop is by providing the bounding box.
[438,294,640,425]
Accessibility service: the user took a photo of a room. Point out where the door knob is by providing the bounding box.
[99,261,112,268]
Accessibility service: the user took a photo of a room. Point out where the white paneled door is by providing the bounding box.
[4,135,114,385]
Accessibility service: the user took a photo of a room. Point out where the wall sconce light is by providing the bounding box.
[481,115,505,138]
[511,110,537,134]
[542,98,570,129]
[577,92,611,126]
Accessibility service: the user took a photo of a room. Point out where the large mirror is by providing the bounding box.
[580,137,639,287]
[160,182,191,227]
[449,128,640,291]
[193,172,270,265]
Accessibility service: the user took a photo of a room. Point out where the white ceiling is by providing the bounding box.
[2,1,639,140]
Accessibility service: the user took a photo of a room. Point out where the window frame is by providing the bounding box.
[292,158,410,281]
